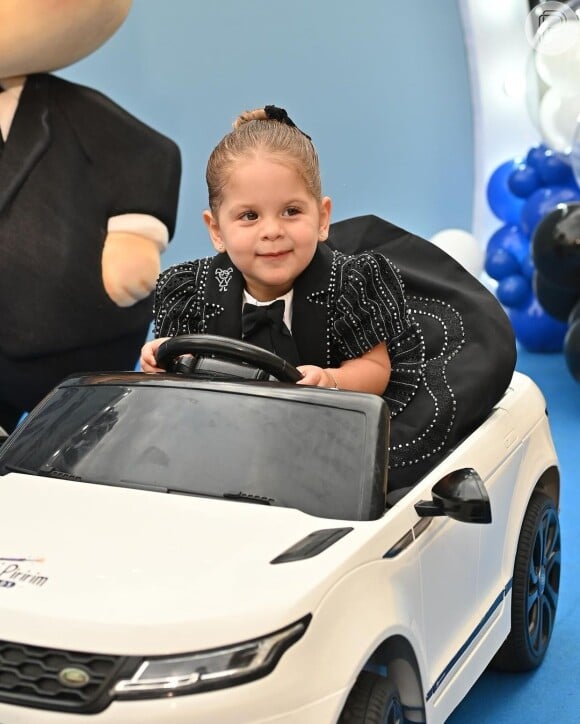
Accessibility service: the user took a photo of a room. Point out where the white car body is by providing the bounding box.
[0,370,560,723]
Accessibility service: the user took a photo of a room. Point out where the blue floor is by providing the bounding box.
[449,348,580,723]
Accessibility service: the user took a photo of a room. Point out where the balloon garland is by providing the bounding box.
[485,144,578,354]
[484,13,580,380]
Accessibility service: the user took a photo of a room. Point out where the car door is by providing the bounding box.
[415,507,480,703]
[414,407,522,708]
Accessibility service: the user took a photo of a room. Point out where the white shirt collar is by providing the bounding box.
[0,76,26,140]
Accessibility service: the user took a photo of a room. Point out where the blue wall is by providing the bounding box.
[60,0,473,270]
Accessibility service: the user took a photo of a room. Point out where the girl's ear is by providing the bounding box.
[203,210,225,253]
[318,196,332,242]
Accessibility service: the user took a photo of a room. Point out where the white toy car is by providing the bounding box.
[0,336,561,724]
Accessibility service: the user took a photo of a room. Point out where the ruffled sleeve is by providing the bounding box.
[153,258,209,337]
[334,252,424,414]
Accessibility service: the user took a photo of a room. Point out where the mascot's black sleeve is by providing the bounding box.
[328,215,517,488]
[54,75,180,234]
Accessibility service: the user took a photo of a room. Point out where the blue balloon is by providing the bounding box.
[526,144,549,170]
[486,160,526,224]
[497,275,532,308]
[519,185,580,238]
[521,254,535,280]
[508,164,540,198]
[485,248,521,280]
[486,224,530,264]
[536,151,576,187]
[509,297,568,353]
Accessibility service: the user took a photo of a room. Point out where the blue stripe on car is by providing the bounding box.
[426,579,513,701]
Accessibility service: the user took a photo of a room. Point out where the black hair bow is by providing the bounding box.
[264,105,312,141]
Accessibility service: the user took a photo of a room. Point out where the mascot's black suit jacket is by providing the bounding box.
[0,73,181,430]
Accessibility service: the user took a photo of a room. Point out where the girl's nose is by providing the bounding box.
[260,217,283,240]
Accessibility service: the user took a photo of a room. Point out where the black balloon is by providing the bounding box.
[533,203,580,289]
[566,301,580,381]
[534,272,578,321]
[532,203,580,383]
[565,318,580,381]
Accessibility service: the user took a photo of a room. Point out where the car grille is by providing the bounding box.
[0,639,137,713]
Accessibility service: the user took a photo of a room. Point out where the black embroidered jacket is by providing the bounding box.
[154,243,424,416]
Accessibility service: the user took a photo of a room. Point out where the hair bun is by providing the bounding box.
[233,108,268,130]
[233,105,311,140]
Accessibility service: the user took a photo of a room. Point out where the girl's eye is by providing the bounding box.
[240,211,257,221]
[283,207,300,216]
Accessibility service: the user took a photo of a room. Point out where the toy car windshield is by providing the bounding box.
[0,375,389,520]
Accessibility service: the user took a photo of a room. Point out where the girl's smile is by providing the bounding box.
[257,250,291,259]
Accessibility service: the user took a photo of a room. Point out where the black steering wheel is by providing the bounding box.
[155,334,303,383]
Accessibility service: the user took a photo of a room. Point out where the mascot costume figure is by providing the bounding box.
[0,0,181,432]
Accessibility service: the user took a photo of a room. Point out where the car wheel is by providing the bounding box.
[492,491,561,671]
[339,671,404,724]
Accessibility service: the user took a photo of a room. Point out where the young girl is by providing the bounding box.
[140,106,421,396]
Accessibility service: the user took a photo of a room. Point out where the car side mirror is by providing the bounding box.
[414,468,492,524]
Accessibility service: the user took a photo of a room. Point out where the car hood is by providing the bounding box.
[0,474,369,654]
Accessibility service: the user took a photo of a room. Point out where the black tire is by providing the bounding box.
[492,491,561,671]
[339,671,404,724]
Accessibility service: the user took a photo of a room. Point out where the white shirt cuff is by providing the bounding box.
[107,214,170,251]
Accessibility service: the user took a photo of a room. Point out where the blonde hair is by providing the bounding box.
[206,107,322,213]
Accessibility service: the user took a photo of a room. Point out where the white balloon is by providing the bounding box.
[525,49,550,133]
[535,22,580,96]
[429,229,484,278]
[539,87,580,152]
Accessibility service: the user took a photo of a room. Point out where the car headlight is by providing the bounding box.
[114,617,310,698]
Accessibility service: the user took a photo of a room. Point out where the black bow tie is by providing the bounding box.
[242,300,300,366]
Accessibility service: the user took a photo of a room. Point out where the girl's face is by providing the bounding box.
[203,154,331,301]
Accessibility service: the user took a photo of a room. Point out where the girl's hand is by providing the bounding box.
[296,343,390,395]
[139,337,170,373]
[296,365,338,388]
